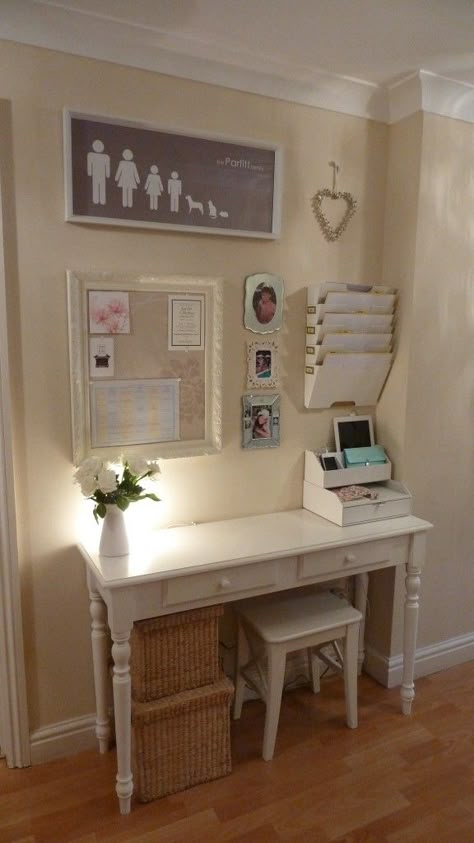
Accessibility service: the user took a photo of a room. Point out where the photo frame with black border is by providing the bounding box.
[333,414,374,453]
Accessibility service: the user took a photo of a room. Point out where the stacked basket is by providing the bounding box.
[130,605,234,801]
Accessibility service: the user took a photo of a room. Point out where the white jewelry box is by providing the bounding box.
[303,479,412,526]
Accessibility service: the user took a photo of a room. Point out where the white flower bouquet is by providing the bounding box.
[74,456,160,522]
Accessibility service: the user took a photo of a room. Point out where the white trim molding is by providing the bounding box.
[30,630,474,763]
[388,71,474,125]
[0,0,387,122]
[30,715,97,765]
[364,631,474,689]
[1,4,472,125]
[0,116,30,767]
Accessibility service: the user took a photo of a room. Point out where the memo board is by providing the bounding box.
[67,271,223,463]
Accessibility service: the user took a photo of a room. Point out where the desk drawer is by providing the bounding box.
[299,536,408,581]
[164,560,278,607]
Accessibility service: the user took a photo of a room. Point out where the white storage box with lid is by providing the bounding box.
[303,479,412,527]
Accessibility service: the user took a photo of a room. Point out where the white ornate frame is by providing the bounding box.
[246,339,280,388]
[67,271,223,463]
[244,272,284,334]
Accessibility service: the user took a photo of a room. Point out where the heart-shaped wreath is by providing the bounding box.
[311,188,357,242]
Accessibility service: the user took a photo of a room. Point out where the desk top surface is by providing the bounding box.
[79,508,432,589]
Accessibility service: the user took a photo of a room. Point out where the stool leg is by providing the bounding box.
[262,645,286,761]
[233,619,249,720]
[343,623,359,729]
[307,647,321,694]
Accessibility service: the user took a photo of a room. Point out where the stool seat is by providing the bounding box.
[233,590,362,760]
[237,590,361,643]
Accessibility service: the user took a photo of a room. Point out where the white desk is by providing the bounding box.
[80,508,432,814]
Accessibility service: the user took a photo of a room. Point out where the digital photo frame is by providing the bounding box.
[333,414,374,453]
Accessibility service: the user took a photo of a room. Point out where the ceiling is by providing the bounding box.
[1,0,474,122]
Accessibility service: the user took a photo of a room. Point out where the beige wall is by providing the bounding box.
[366,114,424,656]
[2,40,473,740]
[368,112,474,659]
[0,40,389,732]
[404,113,474,647]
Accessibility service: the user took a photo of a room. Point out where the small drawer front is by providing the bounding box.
[342,497,411,526]
[164,560,278,607]
[299,536,408,581]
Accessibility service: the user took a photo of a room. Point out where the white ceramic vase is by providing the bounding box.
[99,505,130,557]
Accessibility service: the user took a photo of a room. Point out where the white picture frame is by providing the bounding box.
[67,271,223,463]
[333,414,375,453]
[244,273,284,333]
[246,339,280,388]
[63,110,282,239]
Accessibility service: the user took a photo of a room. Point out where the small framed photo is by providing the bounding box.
[333,414,374,453]
[247,340,280,388]
[244,273,284,334]
[242,394,280,449]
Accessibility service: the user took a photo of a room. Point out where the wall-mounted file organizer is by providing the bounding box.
[304,282,397,409]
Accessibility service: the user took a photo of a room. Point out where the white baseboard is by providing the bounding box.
[29,632,474,763]
[30,714,98,765]
[364,631,474,689]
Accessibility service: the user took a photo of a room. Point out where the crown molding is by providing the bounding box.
[388,71,474,125]
[0,0,387,121]
[0,2,473,125]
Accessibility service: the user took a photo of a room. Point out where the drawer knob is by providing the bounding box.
[219,577,232,590]
[345,553,357,564]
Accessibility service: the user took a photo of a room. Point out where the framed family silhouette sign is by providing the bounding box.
[63,110,282,238]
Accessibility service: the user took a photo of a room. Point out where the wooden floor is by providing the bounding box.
[1,661,474,842]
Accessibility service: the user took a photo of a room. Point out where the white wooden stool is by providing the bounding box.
[233,590,362,760]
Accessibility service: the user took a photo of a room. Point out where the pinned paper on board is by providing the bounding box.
[168,295,205,350]
[89,337,115,377]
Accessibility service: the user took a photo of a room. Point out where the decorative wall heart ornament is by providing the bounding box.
[311,188,357,242]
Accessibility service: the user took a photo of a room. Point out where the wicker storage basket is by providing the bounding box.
[131,605,224,702]
[132,674,234,801]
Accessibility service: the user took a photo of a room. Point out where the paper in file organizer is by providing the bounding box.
[307,282,397,306]
[305,352,393,409]
[306,312,394,340]
[317,291,396,314]
[305,332,392,364]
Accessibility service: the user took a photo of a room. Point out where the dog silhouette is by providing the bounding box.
[185,195,204,214]
[208,200,217,218]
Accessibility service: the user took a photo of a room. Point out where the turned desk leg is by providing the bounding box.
[401,559,422,715]
[111,630,133,815]
[354,572,369,675]
[89,591,111,753]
